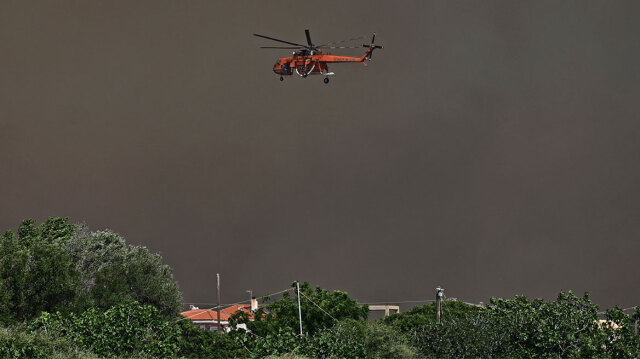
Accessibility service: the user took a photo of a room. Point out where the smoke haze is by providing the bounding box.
[1,1,639,309]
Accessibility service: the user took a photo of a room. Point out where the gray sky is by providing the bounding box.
[1,1,639,310]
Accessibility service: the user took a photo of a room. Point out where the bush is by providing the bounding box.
[175,319,242,358]
[0,218,182,324]
[0,325,97,359]
[405,292,640,359]
[31,301,180,358]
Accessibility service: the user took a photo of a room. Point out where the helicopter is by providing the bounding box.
[254,29,383,84]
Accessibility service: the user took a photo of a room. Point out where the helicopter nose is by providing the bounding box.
[273,64,285,75]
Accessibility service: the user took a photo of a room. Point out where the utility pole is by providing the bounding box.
[216,273,221,332]
[296,281,303,336]
[436,286,444,324]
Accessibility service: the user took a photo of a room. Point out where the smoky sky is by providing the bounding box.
[1,1,639,310]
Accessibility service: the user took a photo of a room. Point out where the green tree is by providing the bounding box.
[236,319,416,359]
[0,218,182,323]
[30,301,180,358]
[0,325,98,359]
[175,319,243,358]
[484,292,607,358]
[361,320,416,359]
[236,281,368,338]
[384,299,481,332]
[0,218,83,323]
[599,306,640,358]
[231,327,301,358]
[298,319,367,359]
[298,319,416,359]
[67,228,182,317]
[228,282,369,358]
[405,292,640,359]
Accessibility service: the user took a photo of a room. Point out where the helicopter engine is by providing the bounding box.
[296,58,316,77]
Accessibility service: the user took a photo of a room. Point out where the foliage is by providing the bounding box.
[0,325,97,359]
[231,319,416,359]
[361,320,417,359]
[298,320,417,359]
[67,227,183,317]
[263,354,310,359]
[235,281,368,337]
[0,218,182,324]
[3,218,640,358]
[175,319,243,358]
[404,292,640,359]
[599,306,640,358]
[0,218,83,323]
[384,299,482,332]
[298,319,367,358]
[231,327,301,358]
[30,301,180,358]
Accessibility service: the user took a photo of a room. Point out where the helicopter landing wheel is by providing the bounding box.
[323,77,329,84]
[280,76,284,81]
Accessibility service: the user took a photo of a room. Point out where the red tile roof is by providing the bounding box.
[181,309,219,321]
[181,304,254,322]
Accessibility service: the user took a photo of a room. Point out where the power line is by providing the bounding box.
[299,290,339,322]
[598,306,638,315]
[183,288,295,307]
[358,299,437,305]
[179,287,295,321]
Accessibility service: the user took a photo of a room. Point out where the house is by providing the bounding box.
[181,298,259,331]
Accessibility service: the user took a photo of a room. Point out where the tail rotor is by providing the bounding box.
[363,32,383,59]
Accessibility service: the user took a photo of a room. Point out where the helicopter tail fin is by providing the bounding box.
[361,33,383,61]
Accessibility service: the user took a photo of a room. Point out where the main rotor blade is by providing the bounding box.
[305,29,313,47]
[253,33,307,47]
[260,46,305,49]
[317,45,362,49]
[318,36,365,47]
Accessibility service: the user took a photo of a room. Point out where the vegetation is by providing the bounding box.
[0,325,99,359]
[233,281,368,336]
[0,218,182,324]
[30,301,180,358]
[68,227,182,317]
[1,218,639,358]
[383,299,482,331]
[396,293,640,358]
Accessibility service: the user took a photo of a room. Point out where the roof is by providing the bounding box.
[181,304,254,322]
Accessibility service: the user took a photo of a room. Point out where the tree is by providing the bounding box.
[234,281,368,337]
[0,218,83,323]
[299,320,416,359]
[0,325,98,359]
[175,319,243,358]
[30,301,180,358]
[599,306,640,358]
[227,282,370,358]
[384,299,481,333]
[67,228,183,317]
[405,292,640,359]
[0,218,182,323]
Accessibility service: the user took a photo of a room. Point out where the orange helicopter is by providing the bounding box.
[254,29,383,84]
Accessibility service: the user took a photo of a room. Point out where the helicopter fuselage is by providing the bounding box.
[273,49,368,77]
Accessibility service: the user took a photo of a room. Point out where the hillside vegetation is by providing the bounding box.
[1,218,639,358]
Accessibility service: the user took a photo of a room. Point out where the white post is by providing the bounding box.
[436,286,444,323]
[297,281,303,336]
[217,273,221,332]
